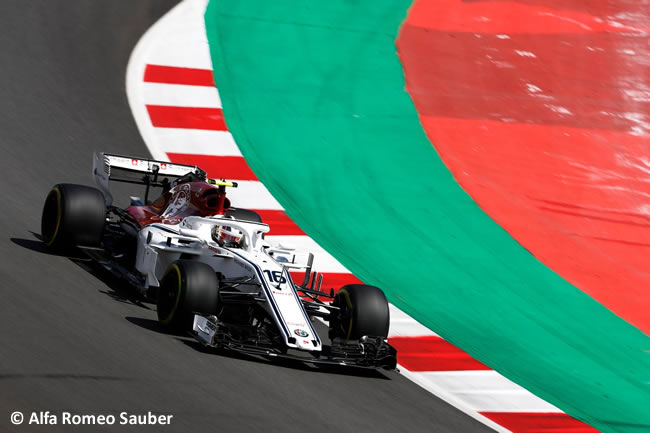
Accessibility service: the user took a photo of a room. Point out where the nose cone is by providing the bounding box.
[295,337,315,351]
[290,328,321,351]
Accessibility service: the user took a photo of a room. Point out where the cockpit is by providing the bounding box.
[212,225,247,249]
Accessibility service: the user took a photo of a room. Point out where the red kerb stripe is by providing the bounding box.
[144,64,214,86]
[167,153,257,180]
[480,412,599,433]
[388,335,491,371]
[147,105,227,131]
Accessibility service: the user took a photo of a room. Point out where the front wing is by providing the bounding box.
[193,315,397,370]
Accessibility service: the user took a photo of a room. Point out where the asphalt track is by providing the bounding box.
[0,2,494,432]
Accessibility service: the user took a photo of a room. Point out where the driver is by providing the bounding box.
[212,225,244,248]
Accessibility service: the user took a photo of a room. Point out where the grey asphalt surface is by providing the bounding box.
[0,1,495,432]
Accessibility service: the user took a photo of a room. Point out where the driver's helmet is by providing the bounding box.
[212,225,243,248]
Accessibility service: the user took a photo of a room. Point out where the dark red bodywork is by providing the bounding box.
[126,181,230,227]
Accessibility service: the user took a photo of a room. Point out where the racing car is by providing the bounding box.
[40,153,397,369]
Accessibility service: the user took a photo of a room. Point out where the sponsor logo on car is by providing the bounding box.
[294,329,309,338]
[162,184,191,217]
[287,322,306,328]
[272,290,291,296]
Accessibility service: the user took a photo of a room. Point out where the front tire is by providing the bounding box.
[41,183,106,250]
[157,260,218,330]
[329,284,390,340]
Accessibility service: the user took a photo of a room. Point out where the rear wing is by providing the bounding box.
[93,152,205,206]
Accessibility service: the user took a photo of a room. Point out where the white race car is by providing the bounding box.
[41,153,397,369]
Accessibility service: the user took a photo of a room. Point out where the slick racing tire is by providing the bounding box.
[41,183,106,250]
[329,284,390,340]
[157,260,218,330]
[226,208,262,223]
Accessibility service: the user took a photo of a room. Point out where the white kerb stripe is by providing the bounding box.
[419,371,563,413]
[144,42,213,70]
[389,304,439,337]
[141,0,213,69]
[149,129,242,157]
[265,235,352,274]
[227,181,284,210]
[142,82,222,108]
[397,369,514,433]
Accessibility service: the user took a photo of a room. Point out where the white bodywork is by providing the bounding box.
[135,215,322,352]
[91,152,323,353]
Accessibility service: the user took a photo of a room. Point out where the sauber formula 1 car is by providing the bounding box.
[41,153,397,369]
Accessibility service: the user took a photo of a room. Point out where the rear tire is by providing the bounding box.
[157,260,218,331]
[329,284,390,340]
[41,183,106,250]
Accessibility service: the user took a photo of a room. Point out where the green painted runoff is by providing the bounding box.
[204,1,650,431]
